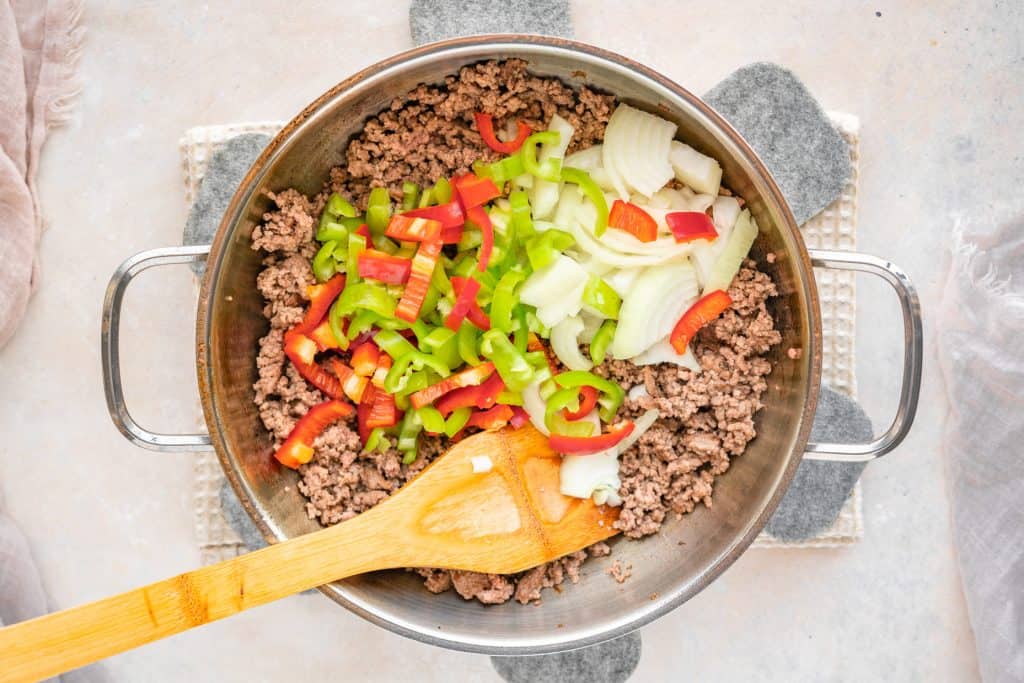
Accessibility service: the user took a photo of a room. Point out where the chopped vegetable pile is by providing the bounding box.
[273,104,760,507]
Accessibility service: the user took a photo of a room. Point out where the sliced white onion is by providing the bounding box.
[631,337,701,372]
[611,259,699,359]
[564,144,603,171]
[519,254,588,306]
[521,382,549,435]
[614,409,660,455]
[551,316,593,371]
[603,104,677,198]
[669,140,723,195]
[471,455,493,473]
[703,209,759,293]
[552,183,583,228]
[559,412,620,503]
[712,196,741,233]
[603,268,641,298]
[578,311,605,344]
[627,383,649,401]
[530,114,575,220]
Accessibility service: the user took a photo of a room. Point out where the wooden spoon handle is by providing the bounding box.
[0,510,396,682]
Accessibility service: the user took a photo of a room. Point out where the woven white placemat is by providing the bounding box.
[181,113,862,563]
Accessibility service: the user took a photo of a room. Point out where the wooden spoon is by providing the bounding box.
[0,425,619,681]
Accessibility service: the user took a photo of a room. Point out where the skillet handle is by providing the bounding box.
[801,249,923,462]
[101,245,214,451]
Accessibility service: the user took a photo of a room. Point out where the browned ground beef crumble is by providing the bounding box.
[250,60,781,605]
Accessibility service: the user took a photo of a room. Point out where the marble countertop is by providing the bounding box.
[3,0,1019,680]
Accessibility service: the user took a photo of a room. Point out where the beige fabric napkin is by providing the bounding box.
[0,0,83,350]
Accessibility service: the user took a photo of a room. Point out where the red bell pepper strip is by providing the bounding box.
[395,238,443,323]
[365,387,400,429]
[283,330,344,399]
[474,112,532,154]
[466,404,515,431]
[384,214,443,242]
[440,225,464,244]
[401,201,465,229]
[351,340,381,377]
[354,223,371,246]
[356,385,374,442]
[453,173,501,210]
[548,420,635,455]
[608,200,658,243]
[665,211,718,243]
[357,249,412,284]
[371,354,392,389]
[444,276,483,331]
[409,362,496,409]
[274,398,354,469]
[562,385,599,421]
[309,319,343,352]
[465,205,494,272]
[298,274,345,333]
[435,371,505,416]
[509,406,530,429]
[330,358,369,403]
[669,289,733,353]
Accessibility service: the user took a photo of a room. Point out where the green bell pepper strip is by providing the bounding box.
[508,190,535,239]
[524,350,548,367]
[525,309,550,337]
[417,406,447,435]
[397,409,422,462]
[431,261,454,299]
[496,390,524,406]
[385,351,452,393]
[489,269,526,334]
[346,231,365,284]
[512,307,530,353]
[423,327,461,369]
[554,370,625,422]
[480,329,535,392]
[457,322,482,366]
[582,275,622,319]
[374,328,417,360]
[371,235,399,255]
[326,193,358,218]
[589,320,616,365]
[521,131,563,182]
[334,281,396,319]
[421,284,442,323]
[544,387,597,437]
[435,297,454,319]
[525,229,575,271]
[366,187,392,237]
[473,152,525,186]
[363,427,388,453]
[401,182,420,211]
[457,228,482,251]
[451,254,478,279]
[316,216,348,243]
[312,241,338,283]
[393,369,431,397]
[561,167,609,237]
[410,320,434,348]
[444,407,472,437]
[530,364,553,386]
[343,309,376,341]
[431,177,453,205]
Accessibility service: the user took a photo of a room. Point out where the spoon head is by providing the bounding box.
[394,425,620,575]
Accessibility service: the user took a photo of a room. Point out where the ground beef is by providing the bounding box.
[249,60,780,604]
[598,262,782,538]
[607,560,632,584]
[326,59,615,206]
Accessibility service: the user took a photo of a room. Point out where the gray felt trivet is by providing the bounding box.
[492,634,641,683]
[409,0,573,45]
[703,63,850,226]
